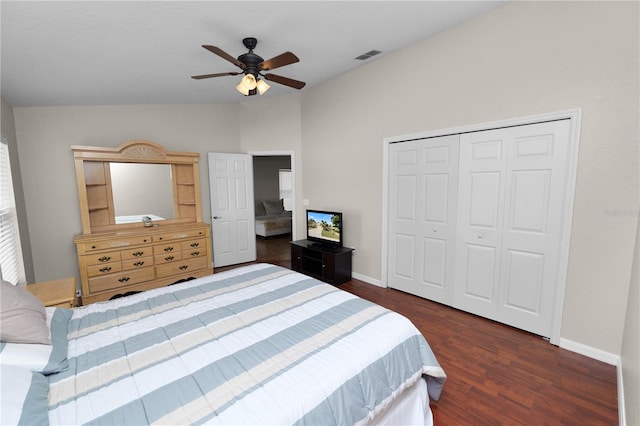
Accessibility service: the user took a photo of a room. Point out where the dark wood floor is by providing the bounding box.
[225,235,619,425]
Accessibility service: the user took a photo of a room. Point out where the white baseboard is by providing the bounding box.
[617,357,626,426]
[559,334,624,424]
[558,338,619,365]
[351,272,383,287]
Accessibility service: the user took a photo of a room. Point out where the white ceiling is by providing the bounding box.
[1,1,507,107]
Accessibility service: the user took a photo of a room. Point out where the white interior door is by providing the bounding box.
[454,129,509,320]
[455,121,571,337]
[388,135,459,305]
[208,153,256,267]
[496,121,571,335]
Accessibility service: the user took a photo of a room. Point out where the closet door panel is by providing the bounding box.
[469,171,502,229]
[464,243,498,302]
[454,129,508,320]
[503,249,544,313]
[497,120,571,336]
[388,135,459,304]
[394,234,416,279]
[388,145,420,292]
[422,237,447,288]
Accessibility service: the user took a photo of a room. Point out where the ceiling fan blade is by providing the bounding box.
[202,45,245,69]
[260,52,300,71]
[191,72,242,80]
[263,73,306,90]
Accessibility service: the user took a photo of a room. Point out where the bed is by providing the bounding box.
[255,199,292,237]
[1,264,446,425]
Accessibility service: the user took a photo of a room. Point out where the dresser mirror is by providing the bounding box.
[72,140,202,234]
[110,163,174,223]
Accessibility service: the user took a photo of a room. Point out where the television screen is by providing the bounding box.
[306,210,342,247]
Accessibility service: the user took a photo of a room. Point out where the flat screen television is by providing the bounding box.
[306,209,343,247]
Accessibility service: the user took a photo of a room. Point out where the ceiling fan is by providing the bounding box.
[191,37,306,96]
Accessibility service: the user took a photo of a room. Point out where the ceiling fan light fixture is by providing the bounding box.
[193,37,306,96]
[256,79,270,95]
[236,81,250,96]
[241,74,257,90]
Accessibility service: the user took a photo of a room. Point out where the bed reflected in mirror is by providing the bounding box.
[110,163,175,224]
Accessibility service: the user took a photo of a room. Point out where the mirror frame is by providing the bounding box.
[72,140,202,234]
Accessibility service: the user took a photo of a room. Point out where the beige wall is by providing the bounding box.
[300,1,639,355]
[253,156,291,202]
[7,1,638,363]
[12,104,240,283]
[239,94,304,238]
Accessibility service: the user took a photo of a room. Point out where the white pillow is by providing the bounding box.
[0,280,50,344]
[0,308,53,370]
[0,307,71,374]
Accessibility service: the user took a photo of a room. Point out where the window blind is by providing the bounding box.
[0,137,26,284]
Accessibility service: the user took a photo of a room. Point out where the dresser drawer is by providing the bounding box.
[181,238,206,251]
[154,252,183,264]
[88,267,155,294]
[155,256,208,279]
[154,229,207,242]
[122,256,152,270]
[82,236,152,252]
[85,251,122,266]
[154,243,180,255]
[122,247,152,260]
[87,262,123,277]
[183,247,206,259]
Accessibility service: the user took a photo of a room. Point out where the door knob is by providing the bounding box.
[213,216,221,219]
[477,234,484,239]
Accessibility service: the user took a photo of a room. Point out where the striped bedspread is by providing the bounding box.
[46,264,446,425]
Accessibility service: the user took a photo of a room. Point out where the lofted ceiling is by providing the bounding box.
[1,1,507,107]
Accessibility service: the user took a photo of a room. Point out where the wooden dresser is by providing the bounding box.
[75,223,212,304]
[72,140,214,304]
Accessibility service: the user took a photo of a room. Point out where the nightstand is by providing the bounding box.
[25,277,77,308]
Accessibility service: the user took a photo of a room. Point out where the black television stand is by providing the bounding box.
[290,240,354,285]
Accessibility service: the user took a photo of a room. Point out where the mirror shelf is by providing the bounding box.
[72,140,202,235]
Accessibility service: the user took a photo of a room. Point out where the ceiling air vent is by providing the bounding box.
[355,50,381,60]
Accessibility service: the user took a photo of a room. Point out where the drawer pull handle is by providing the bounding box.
[164,247,174,252]
[132,251,144,257]
[179,265,189,270]
[99,267,112,273]
[164,256,174,261]
[133,261,145,267]
[118,277,130,283]
[98,256,111,262]
[190,242,199,248]
[190,251,200,257]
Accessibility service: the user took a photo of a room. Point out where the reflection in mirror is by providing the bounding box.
[110,163,175,224]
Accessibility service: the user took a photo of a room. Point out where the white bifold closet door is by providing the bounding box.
[455,120,571,337]
[388,120,571,338]
[388,135,459,305]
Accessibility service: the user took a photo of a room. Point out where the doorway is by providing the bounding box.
[250,151,296,267]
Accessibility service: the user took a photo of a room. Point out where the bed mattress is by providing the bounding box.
[5,264,446,425]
